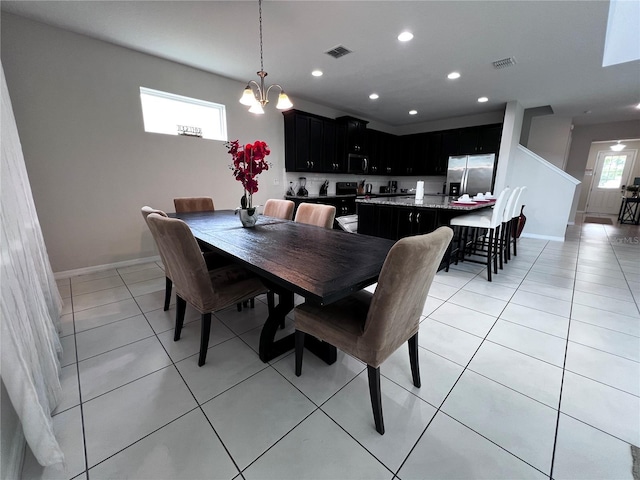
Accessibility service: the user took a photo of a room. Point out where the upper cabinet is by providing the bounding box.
[457,123,503,155]
[283,110,502,175]
[284,110,345,173]
[336,116,369,154]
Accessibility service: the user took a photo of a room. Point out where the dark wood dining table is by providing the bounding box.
[172,210,396,363]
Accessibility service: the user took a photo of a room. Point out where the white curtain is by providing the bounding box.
[1,63,65,466]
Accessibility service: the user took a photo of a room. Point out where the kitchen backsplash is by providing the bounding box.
[284,172,446,196]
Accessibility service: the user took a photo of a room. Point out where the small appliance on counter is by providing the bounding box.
[388,180,398,193]
[296,177,308,197]
[319,180,329,196]
[286,182,295,196]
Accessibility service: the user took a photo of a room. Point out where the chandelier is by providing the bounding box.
[239,0,293,114]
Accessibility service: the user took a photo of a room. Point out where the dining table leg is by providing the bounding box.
[259,289,295,362]
[258,285,337,365]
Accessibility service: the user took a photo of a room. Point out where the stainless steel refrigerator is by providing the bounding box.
[446,154,496,196]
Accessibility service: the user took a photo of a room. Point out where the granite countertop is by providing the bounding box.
[285,194,356,199]
[356,194,495,210]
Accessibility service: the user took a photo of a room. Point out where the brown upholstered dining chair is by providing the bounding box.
[141,206,174,311]
[294,203,336,229]
[263,199,295,220]
[173,196,215,213]
[294,226,453,434]
[146,213,268,366]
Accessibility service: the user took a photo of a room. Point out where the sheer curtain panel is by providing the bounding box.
[1,63,65,466]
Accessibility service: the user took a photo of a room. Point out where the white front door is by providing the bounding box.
[586,150,637,214]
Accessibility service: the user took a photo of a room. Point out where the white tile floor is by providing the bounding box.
[23,217,640,480]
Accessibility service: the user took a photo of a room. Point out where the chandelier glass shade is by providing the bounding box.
[610,141,626,152]
[239,0,293,114]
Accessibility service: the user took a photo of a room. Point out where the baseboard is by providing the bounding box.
[54,256,161,280]
[520,233,565,242]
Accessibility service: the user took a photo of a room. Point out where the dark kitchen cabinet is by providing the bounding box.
[396,207,435,237]
[477,124,502,153]
[356,203,376,235]
[284,109,501,176]
[440,129,460,162]
[337,116,368,154]
[284,110,346,173]
[358,203,436,239]
[366,129,398,175]
[457,124,503,155]
[425,132,446,175]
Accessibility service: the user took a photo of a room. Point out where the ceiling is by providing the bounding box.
[2,0,639,128]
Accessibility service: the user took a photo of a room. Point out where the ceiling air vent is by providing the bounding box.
[326,45,352,59]
[492,57,517,69]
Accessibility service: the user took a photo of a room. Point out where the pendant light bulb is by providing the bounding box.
[276,91,293,110]
[248,101,265,114]
[240,86,255,106]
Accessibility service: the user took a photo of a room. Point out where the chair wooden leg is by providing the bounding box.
[164,277,172,311]
[512,218,518,257]
[496,225,503,271]
[250,298,255,308]
[294,330,305,376]
[198,312,212,367]
[408,333,421,388]
[367,365,385,435]
[174,295,186,341]
[236,302,242,312]
[486,229,493,282]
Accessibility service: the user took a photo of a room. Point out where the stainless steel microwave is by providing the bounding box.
[347,154,369,174]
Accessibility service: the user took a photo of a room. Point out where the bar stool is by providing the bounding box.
[506,186,527,260]
[499,187,521,265]
[449,188,511,281]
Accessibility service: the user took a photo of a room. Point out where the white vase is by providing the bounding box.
[237,207,257,228]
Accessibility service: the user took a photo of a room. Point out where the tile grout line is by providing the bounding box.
[547,220,598,480]
[394,238,547,477]
[66,282,91,480]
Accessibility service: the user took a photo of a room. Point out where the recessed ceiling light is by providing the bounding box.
[409,110,418,115]
[311,70,323,77]
[398,31,414,42]
[369,93,379,100]
[636,103,640,109]
[447,72,461,80]
[478,97,489,103]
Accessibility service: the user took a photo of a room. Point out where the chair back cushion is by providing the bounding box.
[141,206,171,279]
[146,213,217,310]
[263,199,295,220]
[488,188,511,227]
[502,187,521,223]
[173,197,215,213]
[362,226,453,366]
[513,186,527,217]
[294,203,336,229]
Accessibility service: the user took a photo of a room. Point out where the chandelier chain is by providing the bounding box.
[258,0,264,73]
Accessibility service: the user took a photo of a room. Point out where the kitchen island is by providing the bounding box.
[356,194,494,240]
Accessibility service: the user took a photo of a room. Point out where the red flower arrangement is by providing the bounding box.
[226,139,271,209]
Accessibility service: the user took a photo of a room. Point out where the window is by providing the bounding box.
[139,87,227,141]
[597,154,627,188]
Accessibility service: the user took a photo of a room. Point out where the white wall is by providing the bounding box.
[565,119,640,222]
[527,115,573,169]
[0,13,353,272]
[577,139,640,211]
[507,146,580,241]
